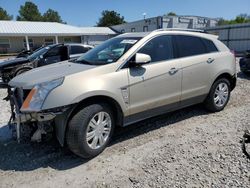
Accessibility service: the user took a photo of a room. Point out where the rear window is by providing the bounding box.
[70,45,88,55]
[175,35,207,58]
[202,39,218,53]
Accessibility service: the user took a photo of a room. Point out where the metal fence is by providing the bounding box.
[205,23,250,53]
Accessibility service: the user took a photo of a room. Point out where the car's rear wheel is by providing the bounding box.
[204,78,231,112]
[66,103,114,158]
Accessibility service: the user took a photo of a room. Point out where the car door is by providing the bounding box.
[127,35,182,118]
[174,35,217,103]
[42,46,68,65]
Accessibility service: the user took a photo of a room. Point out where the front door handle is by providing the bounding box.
[169,67,179,75]
[207,58,215,64]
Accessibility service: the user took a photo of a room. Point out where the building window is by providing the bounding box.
[131,28,135,32]
[0,38,10,48]
[23,38,34,48]
[64,37,72,43]
[121,29,125,33]
[143,26,148,32]
[44,38,54,45]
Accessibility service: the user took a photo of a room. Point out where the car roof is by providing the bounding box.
[117,30,218,41]
[64,43,93,47]
[118,32,150,38]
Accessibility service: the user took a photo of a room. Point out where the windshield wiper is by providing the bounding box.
[74,59,92,65]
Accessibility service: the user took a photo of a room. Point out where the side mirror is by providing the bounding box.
[134,53,151,65]
[39,55,44,59]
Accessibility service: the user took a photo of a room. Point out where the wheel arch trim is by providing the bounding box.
[54,94,125,146]
[211,71,236,91]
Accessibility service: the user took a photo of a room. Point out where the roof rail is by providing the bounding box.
[153,28,207,33]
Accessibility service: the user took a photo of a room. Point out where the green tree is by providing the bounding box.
[43,9,64,23]
[218,14,250,26]
[234,14,249,23]
[167,12,177,16]
[217,18,229,26]
[97,10,126,27]
[17,1,42,21]
[0,7,13,20]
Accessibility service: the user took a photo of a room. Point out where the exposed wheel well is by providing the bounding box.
[214,73,236,91]
[68,96,124,127]
[14,67,32,76]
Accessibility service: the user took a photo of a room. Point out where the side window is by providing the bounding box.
[175,35,207,58]
[70,45,88,54]
[44,38,54,46]
[64,38,72,43]
[138,35,174,63]
[0,38,10,48]
[45,47,60,57]
[202,38,218,53]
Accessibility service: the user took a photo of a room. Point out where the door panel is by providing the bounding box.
[127,35,182,116]
[128,59,182,115]
[181,54,213,100]
[174,35,217,101]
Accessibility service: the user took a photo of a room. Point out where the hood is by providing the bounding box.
[0,57,30,70]
[9,60,96,88]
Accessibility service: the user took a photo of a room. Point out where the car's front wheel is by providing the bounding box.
[66,103,114,158]
[204,78,231,112]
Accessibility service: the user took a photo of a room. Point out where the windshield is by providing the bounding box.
[76,37,141,65]
[28,46,51,61]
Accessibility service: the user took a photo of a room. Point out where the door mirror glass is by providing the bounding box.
[134,53,151,65]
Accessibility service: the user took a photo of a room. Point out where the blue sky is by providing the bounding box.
[0,0,250,26]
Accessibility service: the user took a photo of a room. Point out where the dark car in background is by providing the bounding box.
[15,46,45,58]
[239,50,250,75]
[0,43,93,84]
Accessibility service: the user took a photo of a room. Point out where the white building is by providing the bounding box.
[111,15,218,33]
[0,21,117,53]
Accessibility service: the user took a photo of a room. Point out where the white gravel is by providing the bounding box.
[0,61,249,188]
[0,89,12,141]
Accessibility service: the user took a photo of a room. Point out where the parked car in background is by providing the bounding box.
[16,50,33,58]
[8,29,236,158]
[16,46,45,58]
[0,43,93,84]
[239,50,250,74]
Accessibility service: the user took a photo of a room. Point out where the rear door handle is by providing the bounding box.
[207,58,215,64]
[169,67,179,75]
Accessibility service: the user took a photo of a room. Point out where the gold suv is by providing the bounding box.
[8,29,237,158]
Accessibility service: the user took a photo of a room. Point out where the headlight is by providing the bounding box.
[21,78,64,112]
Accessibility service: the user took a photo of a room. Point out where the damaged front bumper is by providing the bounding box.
[7,86,67,142]
[14,112,56,142]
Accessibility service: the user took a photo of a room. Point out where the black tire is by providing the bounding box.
[204,78,231,112]
[66,103,114,158]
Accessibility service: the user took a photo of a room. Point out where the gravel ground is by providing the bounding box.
[0,62,249,188]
